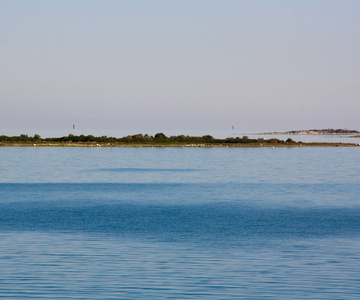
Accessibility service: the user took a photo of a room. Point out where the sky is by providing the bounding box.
[1,0,359,135]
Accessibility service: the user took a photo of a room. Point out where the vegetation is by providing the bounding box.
[0,133,358,147]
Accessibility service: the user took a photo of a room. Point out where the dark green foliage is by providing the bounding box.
[154,133,167,140]
[202,135,214,141]
[264,138,286,144]
[222,136,258,144]
[20,134,29,141]
[0,133,343,147]
[171,135,186,142]
[143,134,153,141]
[132,134,143,140]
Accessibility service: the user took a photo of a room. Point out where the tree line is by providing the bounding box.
[0,133,297,145]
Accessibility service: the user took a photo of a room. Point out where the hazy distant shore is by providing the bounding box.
[258,128,360,135]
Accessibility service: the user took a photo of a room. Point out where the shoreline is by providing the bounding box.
[1,133,359,148]
[1,142,359,148]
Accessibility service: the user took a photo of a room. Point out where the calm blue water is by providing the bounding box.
[1,147,360,299]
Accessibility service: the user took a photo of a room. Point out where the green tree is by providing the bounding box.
[202,135,214,141]
[154,133,167,140]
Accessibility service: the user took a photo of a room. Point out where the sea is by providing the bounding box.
[1,145,360,299]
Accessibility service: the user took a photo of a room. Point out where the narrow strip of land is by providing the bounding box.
[0,133,359,147]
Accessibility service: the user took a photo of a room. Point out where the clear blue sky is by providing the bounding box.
[1,0,359,133]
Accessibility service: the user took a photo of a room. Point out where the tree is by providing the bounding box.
[143,134,153,141]
[202,135,214,141]
[132,134,143,140]
[154,133,167,140]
